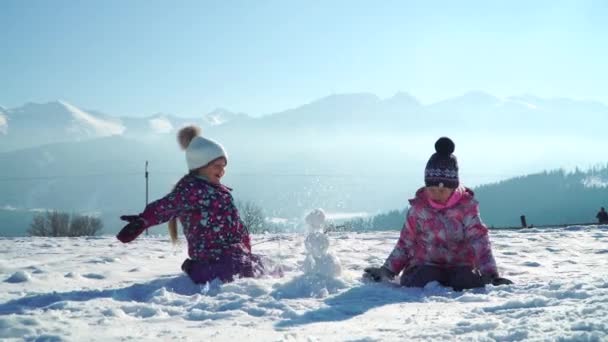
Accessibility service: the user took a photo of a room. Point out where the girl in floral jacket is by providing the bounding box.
[364,137,511,290]
[117,126,261,284]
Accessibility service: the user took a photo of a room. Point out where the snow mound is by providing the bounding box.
[5,271,31,283]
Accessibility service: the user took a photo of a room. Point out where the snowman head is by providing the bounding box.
[305,208,326,232]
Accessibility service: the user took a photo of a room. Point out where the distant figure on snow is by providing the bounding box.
[116,125,263,284]
[597,207,608,224]
[303,208,342,278]
[363,137,512,291]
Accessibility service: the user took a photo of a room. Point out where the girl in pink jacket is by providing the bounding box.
[364,137,511,290]
[116,126,261,284]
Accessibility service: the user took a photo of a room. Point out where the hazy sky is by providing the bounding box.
[2,0,607,117]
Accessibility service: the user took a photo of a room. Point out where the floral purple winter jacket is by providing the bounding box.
[383,187,498,277]
[138,174,251,262]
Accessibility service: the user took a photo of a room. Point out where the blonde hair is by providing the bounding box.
[168,217,179,244]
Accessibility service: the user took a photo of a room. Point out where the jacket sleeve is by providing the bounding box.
[382,208,417,275]
[138,179,206,228]
[463,204,498,277]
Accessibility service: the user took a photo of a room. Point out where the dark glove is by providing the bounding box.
[120,215,141,223]
[363,266,395,282]
[482,273,514,286]
[491,277,513,286]
[116,215,146,243]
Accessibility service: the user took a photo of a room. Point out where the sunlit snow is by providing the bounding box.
[1,226,607,341]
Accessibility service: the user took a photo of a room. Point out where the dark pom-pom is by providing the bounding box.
[434,137,455,155]
[177,125,201,150]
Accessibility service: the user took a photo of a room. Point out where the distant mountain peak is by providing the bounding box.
[460,90,498,102]
[14,100,63,113]
[147,115,174,134]
[430,90,500,108]
[58,100,125,137]
[505,95,540,110]
[204,108,248,126]
[510,93,541,102]
[286,93,380,115]
[4,100,125,137]
[208,107,234,115]
[149,112,173,118]
[313,92,380,105]
[384,92,420,106]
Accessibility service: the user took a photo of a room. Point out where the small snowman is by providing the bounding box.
[302,208,342,278]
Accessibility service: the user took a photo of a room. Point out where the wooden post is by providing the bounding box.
[145,161,149,236]
[520,215,527,228]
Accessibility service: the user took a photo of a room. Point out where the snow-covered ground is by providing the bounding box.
[1,226,608,341]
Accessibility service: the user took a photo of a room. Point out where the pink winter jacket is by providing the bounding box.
[383,187,498,277]
[138,174,251,263]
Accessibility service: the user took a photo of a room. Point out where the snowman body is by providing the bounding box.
[303,209,342,277]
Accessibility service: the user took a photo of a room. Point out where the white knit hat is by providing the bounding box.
[178,126,227,171]
[186,136,227,171]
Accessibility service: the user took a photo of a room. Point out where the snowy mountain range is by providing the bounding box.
[0,101,123,152]
[2,91,607,153]
[0,101,248,152]
[1,92,608,236]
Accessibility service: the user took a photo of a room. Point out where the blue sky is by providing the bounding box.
[2,0,607,117]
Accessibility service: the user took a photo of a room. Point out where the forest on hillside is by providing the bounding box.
[344,166,608,230]
[476,166,608,227]
[3,166,608,236]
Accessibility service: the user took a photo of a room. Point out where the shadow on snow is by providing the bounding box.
[275,281,486,328]
[0,274,217,315]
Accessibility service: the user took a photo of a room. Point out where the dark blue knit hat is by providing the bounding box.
[424,137,459,189]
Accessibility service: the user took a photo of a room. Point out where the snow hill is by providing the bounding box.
[1,226,607,341]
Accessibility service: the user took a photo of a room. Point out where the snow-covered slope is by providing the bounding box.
[0,101,125,151]
[1,226,607,341]
[203,108,249,126]
[58,100,124,136]
[582,176,608,188]
[0,112,7,135]
[147,115,174,134]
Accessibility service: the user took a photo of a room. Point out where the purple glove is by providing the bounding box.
[116,215,146,243]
